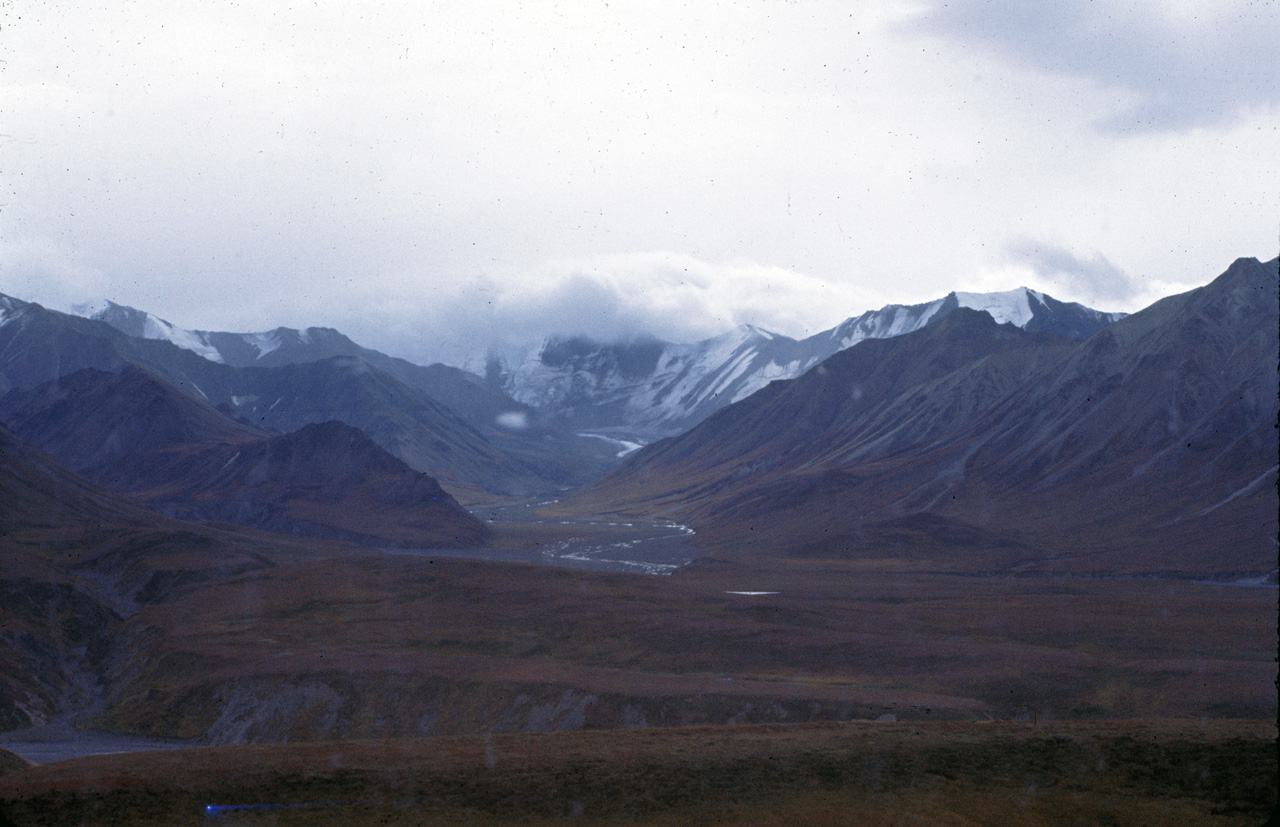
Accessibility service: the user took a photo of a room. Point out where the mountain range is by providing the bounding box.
[573,257,1278,574]
[0,296,616,497]
[54,286,1124,447]
[0,255,1274,748]
[1,259,1273,575]
[493,286,1125,439]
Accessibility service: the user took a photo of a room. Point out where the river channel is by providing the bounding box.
[381,498,699,575]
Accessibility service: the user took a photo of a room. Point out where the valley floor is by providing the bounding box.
[78,547,1277,742]
[1,719,1273,826]
[2,498,1275,824]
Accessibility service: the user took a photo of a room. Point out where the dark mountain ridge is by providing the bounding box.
[0,366,488,547]
[0,365,263,484]
[577,257,1278,575]
[0,422,278,730]
[0,300,613,495]
[79,299,614,480]
[155,419,489,548]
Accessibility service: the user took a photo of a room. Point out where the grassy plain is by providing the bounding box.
[86,540,1278,741]
[0,720,1273,826]
[3,497,1275,824]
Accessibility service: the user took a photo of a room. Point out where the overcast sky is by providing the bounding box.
[2,1,1277,365]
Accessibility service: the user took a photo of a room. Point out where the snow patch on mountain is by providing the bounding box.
[70,300,228,363]
[503,324,805,436]
[245,330,283,358]
[500,286,1126,439]
[579,433,645,457]
[0,295,26,328]
[709,346,758,400]
[732,358,802,403]
[647,328,763,416]
[140,314,226,363]
[69,300,331,366]
[954,288,1035,327]
[830,298,947,351]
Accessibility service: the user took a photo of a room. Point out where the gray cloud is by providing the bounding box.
[3,1,1275,370]
[909,0,1280,132]
[491,253,870,343]
[340,253,874,367]
[1005,238,1138,304]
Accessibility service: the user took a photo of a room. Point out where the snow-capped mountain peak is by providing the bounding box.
[244,329,285,358]
[73,300,227,363]
[499,286,1126,439]
[952,287,1038,328]
[67,301,331,366]
[0,293,30,328]
[739,323,777,341]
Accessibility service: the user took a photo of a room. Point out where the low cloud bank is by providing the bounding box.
[1004,238,1139,305]
[350,252,874,366]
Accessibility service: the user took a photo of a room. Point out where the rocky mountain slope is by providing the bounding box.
[575,258,1278,575]
[0,423,283,731]
[77,300,547,433]
[496,287,1124,438]
[0,299,614,495]
[0,366,487,547]
[53,286,1123,456]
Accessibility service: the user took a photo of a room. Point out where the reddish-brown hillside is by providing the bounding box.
[576,258,1279,574]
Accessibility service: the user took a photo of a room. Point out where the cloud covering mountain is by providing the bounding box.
[2,1,1274,366]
